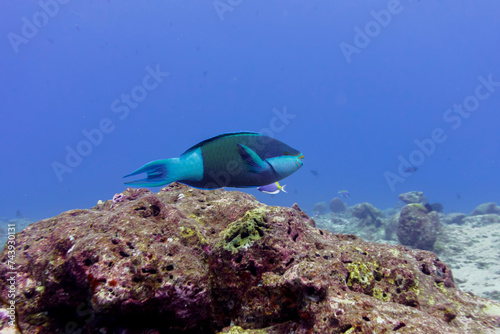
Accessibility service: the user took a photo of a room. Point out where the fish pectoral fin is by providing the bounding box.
[237,144,266,173]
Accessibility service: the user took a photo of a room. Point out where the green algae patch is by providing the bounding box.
[373,286,391,302]
[434,282,450,296]
[216,208,269,253]
[221,326,269,334]
[187,213,206,224]
[179,226,208,247]
[428,295,436,306]
[408,203,428,213]
[346,261,378,288]
[482,301,500,317]
[180,226,195,238]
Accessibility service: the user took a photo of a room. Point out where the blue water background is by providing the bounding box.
[1,0,499,221]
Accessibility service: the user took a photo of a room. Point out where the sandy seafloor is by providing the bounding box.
[1,204,499,302]
[435,215,500,301]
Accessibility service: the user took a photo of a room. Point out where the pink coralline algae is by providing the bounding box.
[112,193,127,203]
[1,183,499,333]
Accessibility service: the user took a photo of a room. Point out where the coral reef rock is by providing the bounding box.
[471,202,500,216]
[398,191,425,205]
[329,197,346,213]
[351,202,384,228]
[385,212,400,241]
[1,184,499,334]
[397,204,440,251]
[312,201,328,215]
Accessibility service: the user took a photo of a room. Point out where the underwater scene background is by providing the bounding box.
[1,1,500,333]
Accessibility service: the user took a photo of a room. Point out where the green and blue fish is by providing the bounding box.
[124,132,304,189]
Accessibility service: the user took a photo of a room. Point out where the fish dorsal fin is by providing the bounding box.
[181,132,261,156]
[237,144,266,173]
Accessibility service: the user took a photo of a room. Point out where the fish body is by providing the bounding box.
[257,182,287,194]
[338,190,350,198]
[124,132,304,189]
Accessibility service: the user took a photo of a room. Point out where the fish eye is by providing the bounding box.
[284,151,289,155]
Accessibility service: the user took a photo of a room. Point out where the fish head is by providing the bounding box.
[266,153,304,179]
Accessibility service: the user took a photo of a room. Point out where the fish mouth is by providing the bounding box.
[298,154,304,159]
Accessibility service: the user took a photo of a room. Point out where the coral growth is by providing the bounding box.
[397,204,439,250]
[329,197,346,213]
[0,184,499,333]
[312,201,328,215]
[398,191,425,204]
[471,202,500,216]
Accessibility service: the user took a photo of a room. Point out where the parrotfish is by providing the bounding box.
[124,132,304,189]
[257,182,287,194]
[338,190,350,198]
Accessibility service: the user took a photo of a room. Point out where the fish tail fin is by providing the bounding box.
[123,158,180,187]
[281,184,287,193]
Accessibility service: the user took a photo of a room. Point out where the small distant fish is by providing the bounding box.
[310,170,319,177]
[257,182,287,194]
[456,193,461,200]
[203,70,208,77]
[338,190,350,198]
[404,166,418,173]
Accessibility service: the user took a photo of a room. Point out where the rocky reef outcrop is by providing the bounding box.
[398,191,425,205]
[351,202,384,228]
[329,197,346,213]
[471,202,500,216]
[397,204,440,251]
[1,184,499,333]
[312,201,328,215]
